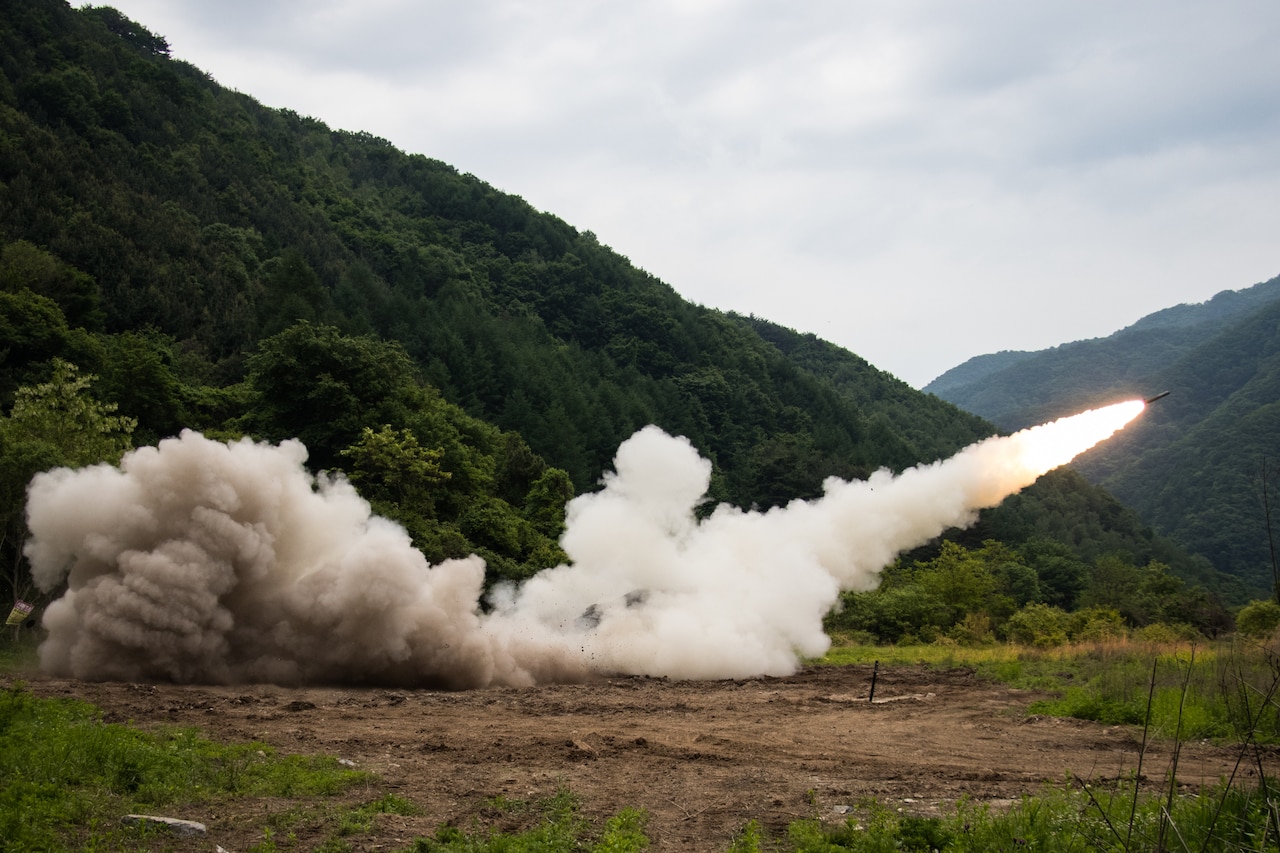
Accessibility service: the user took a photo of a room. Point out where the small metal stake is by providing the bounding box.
[868,660,879,703]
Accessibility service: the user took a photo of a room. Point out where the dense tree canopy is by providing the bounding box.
[827,539,1231,644]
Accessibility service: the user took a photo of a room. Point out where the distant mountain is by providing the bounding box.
[923,350,1033,398]
[926,278,1280,431]
[926,276,1280,594]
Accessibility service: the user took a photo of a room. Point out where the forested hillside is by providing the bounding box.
[926,277,1280,595]
[0,0,1238,638]
[926,277,1280,431]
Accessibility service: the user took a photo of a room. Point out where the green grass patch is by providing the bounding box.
[336,792,420,837]
[0,681,370,851]
[819,639,1025,669]
[409,789,649,852]
[245,793,424,852]
[1027,684,1145,725]
[242,792,422,853]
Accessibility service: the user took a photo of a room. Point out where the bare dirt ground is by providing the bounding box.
[16,664,1279,851]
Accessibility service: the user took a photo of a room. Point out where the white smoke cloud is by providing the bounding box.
[26,402,1142,687]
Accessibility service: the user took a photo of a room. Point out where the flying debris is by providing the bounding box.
[1144,391,1171,404]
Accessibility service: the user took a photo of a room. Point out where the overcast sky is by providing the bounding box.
[102,1,1280,387]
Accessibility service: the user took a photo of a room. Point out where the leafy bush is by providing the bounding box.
[1132,621,1201,644]
[1236,599,1280,638]
[947,612,995,646]
[1068,607,1127,642]
[826,587,950,645]
[1005,603,1071,647]
[1029,685,1146,725]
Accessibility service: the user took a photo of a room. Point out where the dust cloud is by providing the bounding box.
[25,401,1143,687]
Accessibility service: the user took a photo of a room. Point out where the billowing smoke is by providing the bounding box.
[25,401,1143,687]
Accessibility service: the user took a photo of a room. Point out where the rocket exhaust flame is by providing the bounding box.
[25,401,1146,687]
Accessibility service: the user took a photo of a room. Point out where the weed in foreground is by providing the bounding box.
[769,778,1280,853]
[824,637,1280,746]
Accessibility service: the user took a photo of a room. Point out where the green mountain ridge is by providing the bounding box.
[927,275,1280,595]
[926,276,1280,429]
[923,350,1033,397]
[0,0,1236,620]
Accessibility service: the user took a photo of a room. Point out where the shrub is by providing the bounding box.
[1236,599,1280,638]
[948,612,995,646]
[1069,607,1127,642]
[827,587,950,644]
[1133,622,1201,644]
[1005,603,1070,647]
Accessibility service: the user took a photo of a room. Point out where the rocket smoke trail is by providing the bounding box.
[25,400,1145,688]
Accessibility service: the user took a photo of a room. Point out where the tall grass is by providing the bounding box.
[404,778,1280,852]
[820,637,1027,669]
[789,635,1280,850]
[770,780,1280,852]
[823,635,1280,744]
[1021,639,1280,743]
